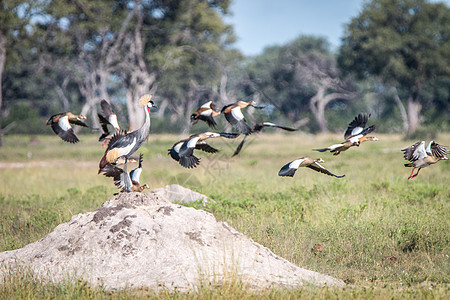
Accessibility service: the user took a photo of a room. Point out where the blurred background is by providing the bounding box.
[0,0,449,145]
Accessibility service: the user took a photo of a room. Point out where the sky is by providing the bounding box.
[225,0,450,56]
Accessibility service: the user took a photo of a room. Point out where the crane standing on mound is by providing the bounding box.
[98,94,156,192]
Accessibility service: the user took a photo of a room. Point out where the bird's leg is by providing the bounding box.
[411,168,421,179]
[407,167,416,180]
[122,157,132,192]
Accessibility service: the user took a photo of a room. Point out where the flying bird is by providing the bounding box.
[278,157,345,178]
[98,99,122,146]
[190,101,221,128]
[221,100,264,135]
[98,94,156,192]
[232,122,298,156]
[168,132,239,168]
[402,140,448,179]
[46,112,90,143]
[314,113,377,155]
[101,153,149,192]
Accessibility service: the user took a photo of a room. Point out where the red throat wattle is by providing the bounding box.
[147,106,151,114]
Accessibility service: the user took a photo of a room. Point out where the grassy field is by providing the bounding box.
[0,132,449,299]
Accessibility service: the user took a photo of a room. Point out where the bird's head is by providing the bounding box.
[204,132,220,138]
[139,94,157,113]
[315,158,325,163]
[77,115,87,120]
[141,184,150,191]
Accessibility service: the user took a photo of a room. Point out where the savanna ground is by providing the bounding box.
[0,132,449,299]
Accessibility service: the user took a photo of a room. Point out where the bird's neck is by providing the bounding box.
[137,106,151,138]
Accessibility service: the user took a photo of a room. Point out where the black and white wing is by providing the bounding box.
[402,141,427,162]
[51,116,79,143]
[429,141,448,158]
[278,158,305,177]
[222,105,253,135]
[344,113,370,140]
[306,162,345,178]
[253,122,297,132]
[129,153,144,184]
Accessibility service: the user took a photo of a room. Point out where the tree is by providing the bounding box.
[245,36,357,132]
[338,0,450,135]
[0,1,45,146]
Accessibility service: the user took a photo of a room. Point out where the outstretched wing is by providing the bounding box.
[253,122,297,132]
[129,153,144,183]
[51,117,79,143]
[196,141,219,153]
[232,135,248,157]
[344,113,370,140]
[307,162,345,178]
[402,141,427,162]
[430,142,449,158]
[278,158,304,177]
[222,105,253,135]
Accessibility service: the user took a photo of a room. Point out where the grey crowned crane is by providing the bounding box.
[402,141,448,179]
[46,112,90,143]
[314,113,378,156]
[232,122,298,156]
[98,99,122,146]
[278,157,345,178]
[168,132,239,168]
[98,94,156,192]
[191,101,221,129]
[101,153,149,192]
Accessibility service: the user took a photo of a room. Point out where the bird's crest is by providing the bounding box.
[139,94,152,107]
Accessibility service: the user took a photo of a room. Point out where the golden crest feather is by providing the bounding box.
[139,94,152,107]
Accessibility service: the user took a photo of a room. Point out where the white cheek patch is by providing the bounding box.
[59,116,72,131]
[231,107,244,121]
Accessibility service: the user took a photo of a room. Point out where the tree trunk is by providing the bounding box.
[407,96,422,135]
[391,87,408,134]
[309,87,329,133]
[0,31,6,147]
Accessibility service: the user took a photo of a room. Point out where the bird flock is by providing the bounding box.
[46,95,449,193]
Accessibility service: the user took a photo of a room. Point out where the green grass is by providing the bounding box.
[0,133,449,298]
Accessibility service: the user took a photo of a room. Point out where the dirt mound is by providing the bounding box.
[0,190,344,291]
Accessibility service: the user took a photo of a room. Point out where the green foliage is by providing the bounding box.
[338,0,450,134]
